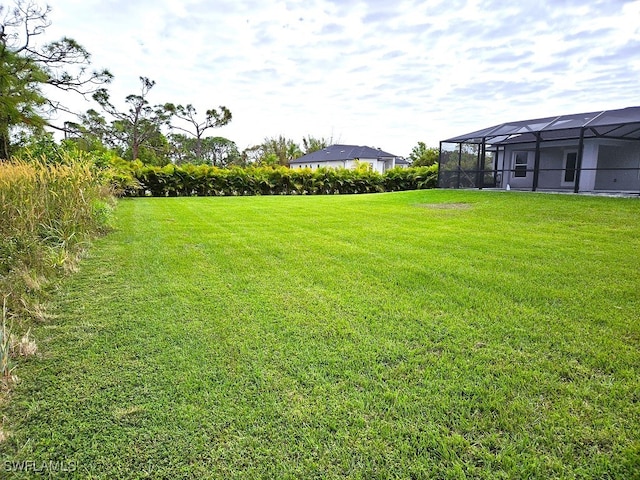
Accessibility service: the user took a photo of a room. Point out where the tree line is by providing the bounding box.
[0,1,438,167]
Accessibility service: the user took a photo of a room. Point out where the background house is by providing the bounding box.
[438,106,640,194]
[290,144,408,173]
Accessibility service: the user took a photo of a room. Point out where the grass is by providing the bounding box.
[1,190,639,478]
[0,157,114,318]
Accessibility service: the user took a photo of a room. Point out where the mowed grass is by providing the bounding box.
[2,190,639,478]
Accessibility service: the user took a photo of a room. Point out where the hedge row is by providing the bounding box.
[115,164,438,197]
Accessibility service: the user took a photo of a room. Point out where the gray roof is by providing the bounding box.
[443,106,640,145]
[290,144,401,164]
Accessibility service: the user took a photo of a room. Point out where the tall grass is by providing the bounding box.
[0,155,114,318]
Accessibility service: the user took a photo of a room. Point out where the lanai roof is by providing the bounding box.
[443,106,640,145]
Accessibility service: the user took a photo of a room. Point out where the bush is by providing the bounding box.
[118,164,439,197]
[383,164,438,191]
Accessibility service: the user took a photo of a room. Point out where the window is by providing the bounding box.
[514,152,528,177]
[564,151,577,183]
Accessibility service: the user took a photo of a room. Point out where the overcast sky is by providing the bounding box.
[42,0,640,157]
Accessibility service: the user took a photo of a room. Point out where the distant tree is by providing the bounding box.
[408,142,439,166]
[67,109,109,151]
[164,103,231,161]
[241,144,263,165]
[90,76,171,161]
[129,128,171,166]
[204,136,240,166]
[169,133,195,165]
[301,135,330,154]
[259,135,302,166]
[0,0,111,158]
[170,134,240,166]
[286,141,303,163]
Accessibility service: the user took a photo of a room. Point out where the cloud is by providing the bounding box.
[319,23,344,35]
[563,27,617,42]
[594,40,640,64]
[41,0,640,156]
[380,50,405,60]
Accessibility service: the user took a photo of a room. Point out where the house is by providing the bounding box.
[290,144,409,173]
[438,106,640,194]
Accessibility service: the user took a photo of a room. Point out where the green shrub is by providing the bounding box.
[383,164,438,191]
[120,164,439,197]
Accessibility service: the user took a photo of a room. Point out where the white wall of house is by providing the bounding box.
[292,160,346,170]
[500,139,620,192]
[291,157,401,173]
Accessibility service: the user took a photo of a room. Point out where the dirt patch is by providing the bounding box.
[414,203,472,210]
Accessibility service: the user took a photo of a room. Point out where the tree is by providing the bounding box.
[0,0,111,158]
[91,76,171,161]
[203,136,240,167]
[241,144,263,165]
[408,142,439,166]
[164,103,231,161]
[301,135,330,154]
[258,135,302,166]
[0,47,47,157]
[170,134,240,166]
[168,133,192,164]
[66,108,109,151]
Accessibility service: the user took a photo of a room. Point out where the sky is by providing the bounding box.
[38,0,640,157]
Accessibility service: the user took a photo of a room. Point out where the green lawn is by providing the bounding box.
[2,190,639,478]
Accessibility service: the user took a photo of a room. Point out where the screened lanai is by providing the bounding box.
[438,106,640,194]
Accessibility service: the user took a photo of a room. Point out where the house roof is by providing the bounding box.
[443,106,640,145]
[290,144,400,164]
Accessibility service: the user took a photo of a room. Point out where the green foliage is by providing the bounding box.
[251,135,339,166]
[0,45,48,158]
[118,164,437,197]
[13,133,65,162]
[85,77,171,162]
[353,159,373,172]
[408,141,439,166]
[164,103,232,162]
[170,134,240,166]
[101,157,141,196]
[131,133,172,166]
[256,135,303,166]
[383,164,438,191]
[301,135,330,154]
[0,1,111,159]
